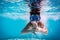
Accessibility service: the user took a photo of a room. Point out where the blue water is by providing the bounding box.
[0,0,60,40]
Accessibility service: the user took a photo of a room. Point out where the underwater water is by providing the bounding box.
[0,0,60,40]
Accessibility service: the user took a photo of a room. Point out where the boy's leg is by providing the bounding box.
[37,21,44,28]
[31,21,38,28]
[31,21,39,33]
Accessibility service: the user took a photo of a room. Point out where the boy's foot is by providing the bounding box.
[36,27,48,34]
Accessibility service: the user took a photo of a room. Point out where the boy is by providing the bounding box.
[30,0,48,33]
